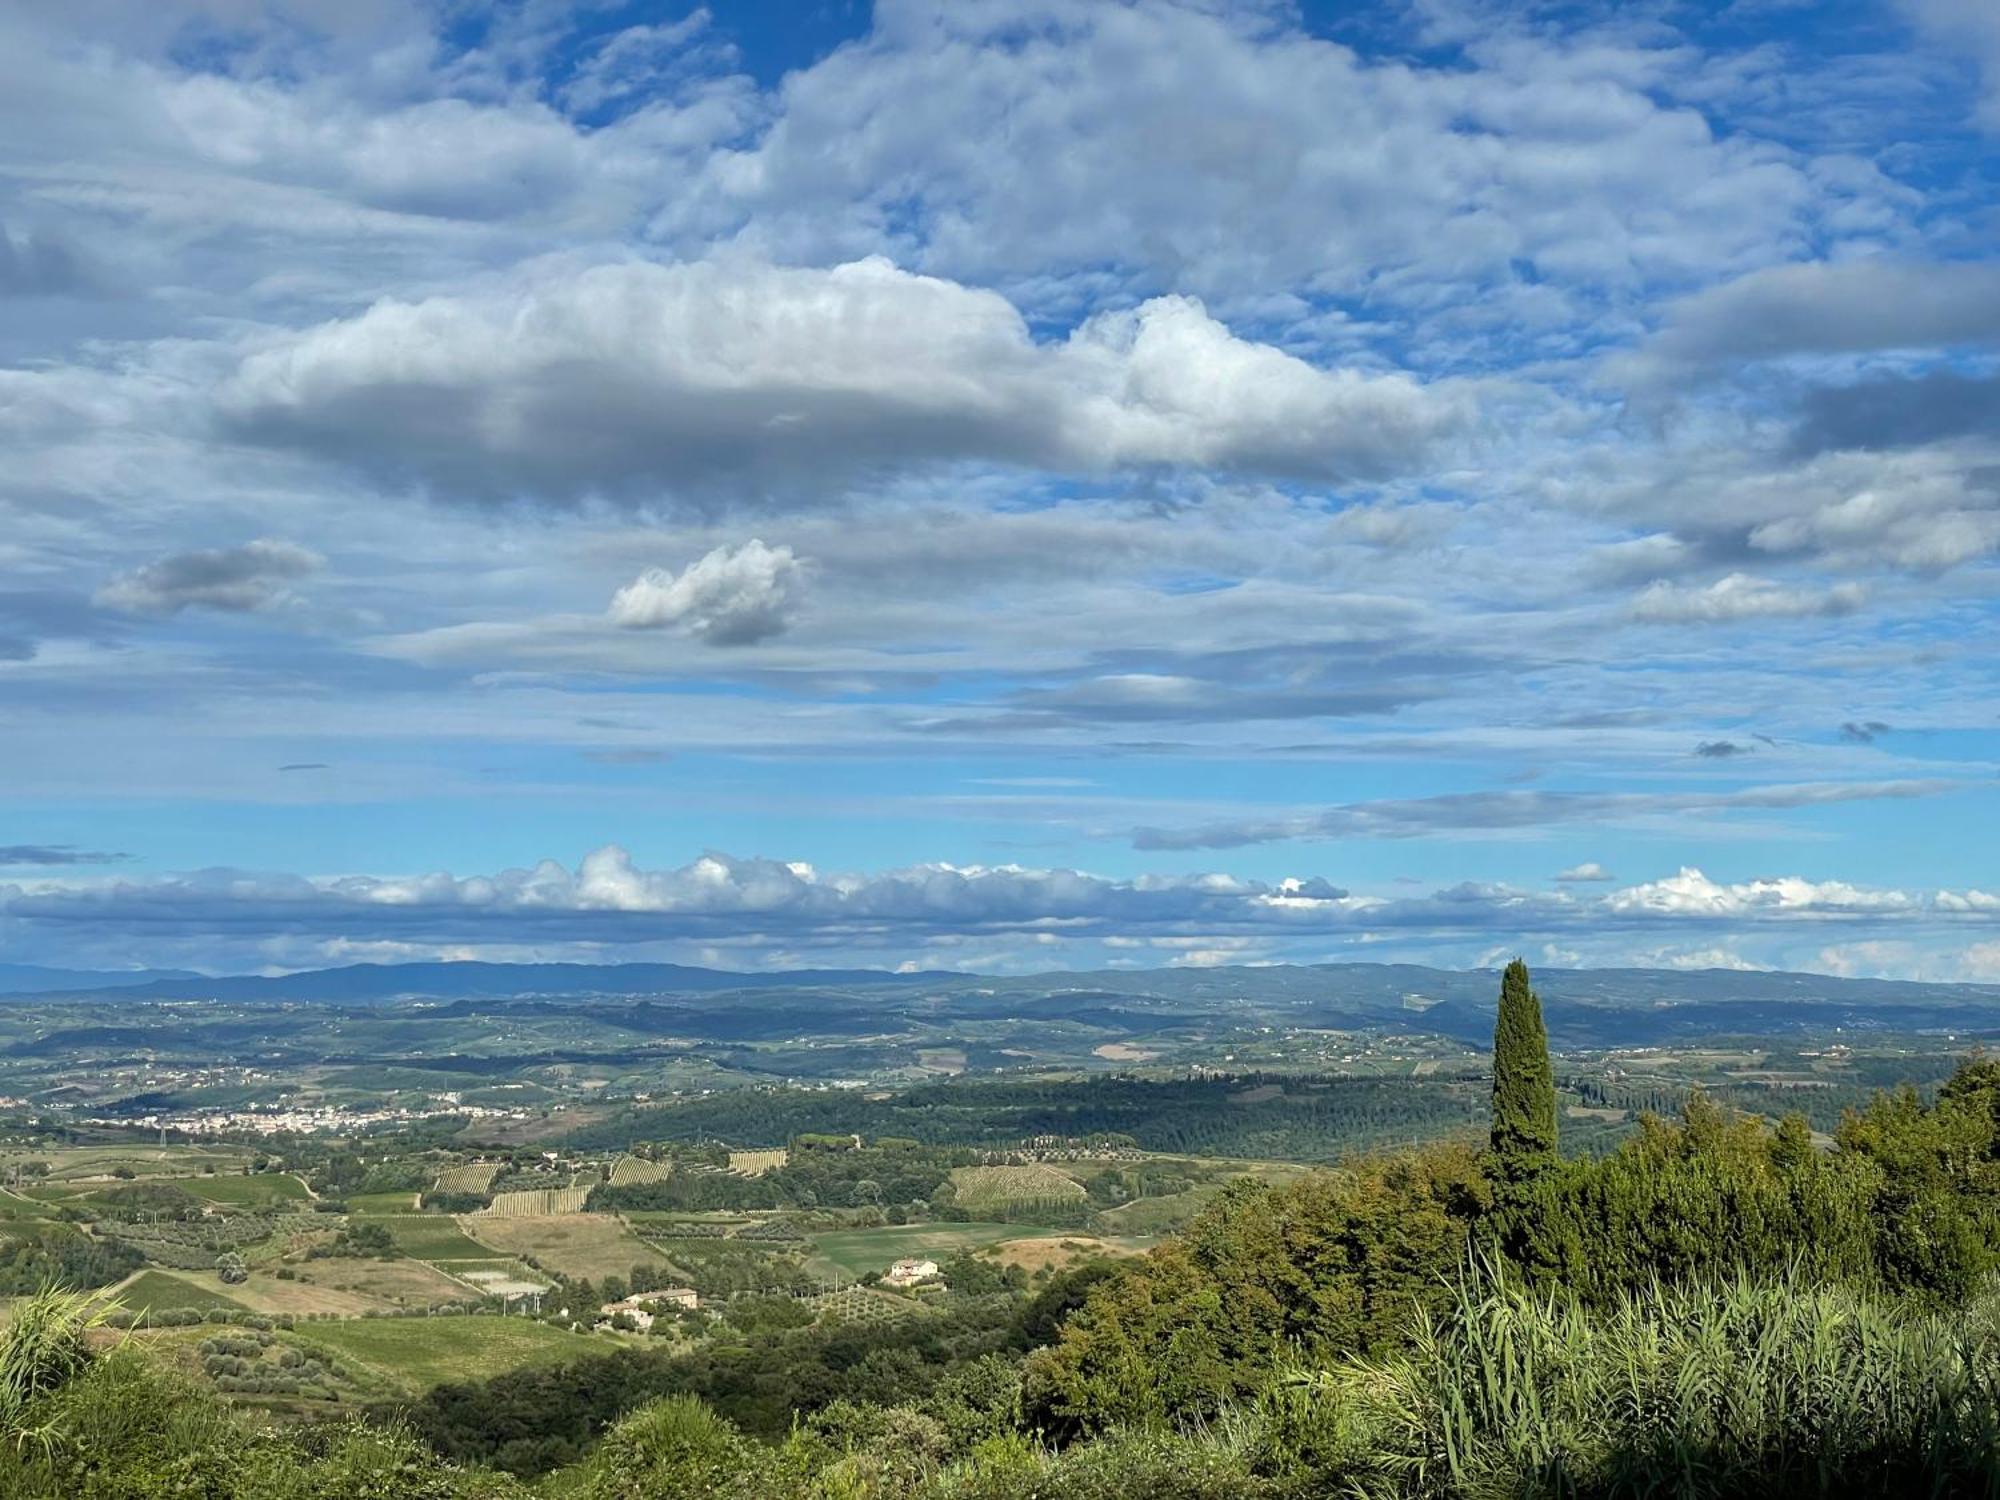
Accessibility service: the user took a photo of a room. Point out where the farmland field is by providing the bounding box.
[182,1173,310,1207]
[463,1213,670,1280]
[727,1149,787,1176]
[1096,1187,1222,1236]
[287,1315,602,1397]
[184,1270,381,1318]
[0,1145,256,1181]
[345,1190,420,1212]
[806,1221,1067,1277]
[356,1215,493,1260]
[117,1270,251,1317]
[974,1234,1151,1274]
[292,1256,473,1308]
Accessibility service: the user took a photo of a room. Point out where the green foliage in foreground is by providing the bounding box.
[1036,1059,2000,1433]
[10,1268,2000,1497]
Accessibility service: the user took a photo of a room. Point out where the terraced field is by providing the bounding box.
[483,1186,590,1216]
[607,1156,674,1187]
[947,1163,1087,1213]
[433,1161,502,1196]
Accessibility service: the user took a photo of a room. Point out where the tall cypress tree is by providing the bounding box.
[1490,957,1557,1167]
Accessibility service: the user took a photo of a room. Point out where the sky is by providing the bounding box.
[0,0,1996,980]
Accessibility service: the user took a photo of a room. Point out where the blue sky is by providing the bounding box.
[1,0,1997,978]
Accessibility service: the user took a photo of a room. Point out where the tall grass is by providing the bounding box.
[1253,1265,2000,1498]
[0,1284,119,1454]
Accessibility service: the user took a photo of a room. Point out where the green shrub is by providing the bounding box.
[572,1395,770,1499]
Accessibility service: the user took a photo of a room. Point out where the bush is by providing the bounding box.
[574,1395,767,1498]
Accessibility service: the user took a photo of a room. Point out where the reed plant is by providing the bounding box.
[1251,1263,2000,1498]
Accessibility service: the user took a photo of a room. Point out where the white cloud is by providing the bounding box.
[1630,572,1866,624]
[609,539,801,644]
[1605,866,1920,918]
[218,256,1465,505]
[1749,486,2000,573]
[1557,862,1613,883]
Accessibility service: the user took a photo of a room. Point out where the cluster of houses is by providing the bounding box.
[596,1285,700,1331]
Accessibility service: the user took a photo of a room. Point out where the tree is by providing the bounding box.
[1490,958,1556,1171]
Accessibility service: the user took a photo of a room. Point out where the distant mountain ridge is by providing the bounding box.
[0,964,202,996]
[10,959,964,1003]
[6,958,2000,1023]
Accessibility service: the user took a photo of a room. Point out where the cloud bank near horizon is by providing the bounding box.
[7,846,2000,984]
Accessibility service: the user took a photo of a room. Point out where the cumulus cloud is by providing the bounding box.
[218,257,1465,505]
[1630,573,1867,624]
[1132,780,1952,851]
[95,539,322,615]
[1605,867,1923,918]
[609,539,801,644]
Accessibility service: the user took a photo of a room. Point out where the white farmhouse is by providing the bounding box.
[883,1257,941,1287]
[597,1299,654,1332]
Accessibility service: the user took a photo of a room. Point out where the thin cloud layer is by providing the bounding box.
[1131,782,1952,852]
